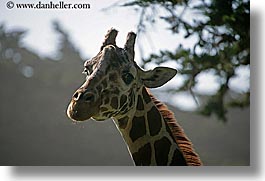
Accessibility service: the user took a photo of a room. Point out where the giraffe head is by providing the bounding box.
[67,28,177,122]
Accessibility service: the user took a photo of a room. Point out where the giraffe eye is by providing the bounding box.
[82,68,90,76]
[122,72,134,85]
[83,64,94,76]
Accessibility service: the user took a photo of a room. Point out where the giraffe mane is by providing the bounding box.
[146,88,202,166]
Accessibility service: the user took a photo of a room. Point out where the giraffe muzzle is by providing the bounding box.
[67,89,100,121]
[73,90,95,103]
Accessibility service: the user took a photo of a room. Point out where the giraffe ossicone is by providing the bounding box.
[67,28,202,166]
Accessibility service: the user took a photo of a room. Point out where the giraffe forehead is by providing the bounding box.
[85,55,138,87]
[85,46,132,72]
[82,46,140,93]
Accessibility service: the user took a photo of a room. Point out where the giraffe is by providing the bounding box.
[67,28,202,166]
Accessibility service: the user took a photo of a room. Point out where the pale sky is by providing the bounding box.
[0,0,249,110]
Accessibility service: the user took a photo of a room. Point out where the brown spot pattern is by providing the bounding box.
[132,143,151,166]
[170,149,187,166]
[100,107,108,112]
[136,95,144,110]
[109,73,118,82]
[148,91,203,166]
[110,97,118,109]
[142,88,151,104]
[154,137,171,165]
[128,90,134,107]
[147,106,162,136]
[102,79,107,88]
[129,116,146,142]
[96,85,102,93]
[120,103,128,113]
[119,94,127,108]
[104,97,109,104]
[118,116,129,129]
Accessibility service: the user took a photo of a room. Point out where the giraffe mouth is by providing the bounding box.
[67,106,90,121]
[67,101,99,122]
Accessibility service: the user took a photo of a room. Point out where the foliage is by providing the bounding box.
[120,0,250,121]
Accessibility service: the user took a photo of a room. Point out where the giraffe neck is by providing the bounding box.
[113,87,188,166]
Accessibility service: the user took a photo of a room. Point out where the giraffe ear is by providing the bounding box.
[140,67,177,88]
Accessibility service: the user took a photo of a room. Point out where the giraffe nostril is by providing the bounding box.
[73,91,82,101]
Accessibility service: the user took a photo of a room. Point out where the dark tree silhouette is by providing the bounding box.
[119,0,250,121]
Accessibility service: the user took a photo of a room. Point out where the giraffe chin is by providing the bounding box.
[67,102,99,122]
[67,108,90,122]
